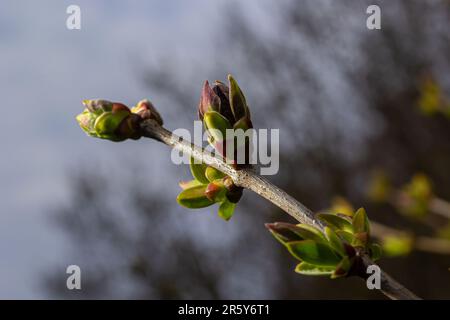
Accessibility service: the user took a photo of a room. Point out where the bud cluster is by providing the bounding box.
[176,75,252,220]
[266,208,381,278]
[76,99,162,142]
[177,159,243,220]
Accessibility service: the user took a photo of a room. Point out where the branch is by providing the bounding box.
[140,119,421,300]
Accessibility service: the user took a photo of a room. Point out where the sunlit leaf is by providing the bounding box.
[177,185,214,209]
[287,240,341,267]
[295,262,335,276]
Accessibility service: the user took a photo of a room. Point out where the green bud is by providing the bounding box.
[76,99,160,142]
[77,100,132,142]
[94,108,130,139]
[352,208,370,247]
[316,213,354,233]
[205,180,227,202]
[131,99,163,125]
[218,200,236,221]
[198,76,253,167]
[205,166,225,182]
[176,185,215,209]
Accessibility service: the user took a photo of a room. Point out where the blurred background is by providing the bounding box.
[0,0,449,299]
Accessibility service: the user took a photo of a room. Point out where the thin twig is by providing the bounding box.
[140,119,421,300]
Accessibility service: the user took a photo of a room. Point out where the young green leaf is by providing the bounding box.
[265,222,305,245]
[352,208,370,236]
[218,200,236,221]
[336,230,356,244]
[286,240,341,267]
[228,74,248,121]
[295,262,335,276]
[324,227,346,257]
[189,157,209,184]
[177,185,214,209]
[316,213,354,233]
[203,110,232,142]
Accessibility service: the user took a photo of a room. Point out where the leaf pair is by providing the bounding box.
[176,158,241,221]
[266,223,353,278]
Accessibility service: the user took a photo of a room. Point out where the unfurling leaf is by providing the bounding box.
[177,185,214,209]
[352,208,370,247]
[287,240,341,267]
[228,74,248,121]
[317,213,354,233]
[352,208,370,235]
